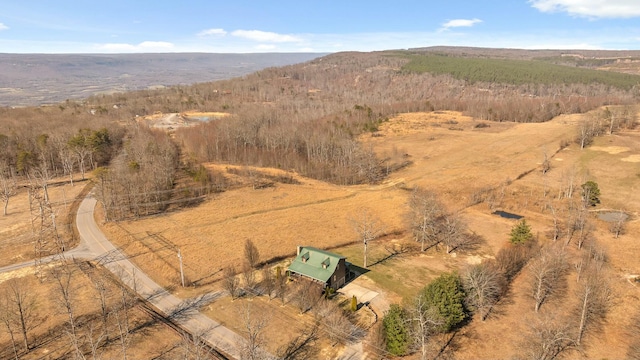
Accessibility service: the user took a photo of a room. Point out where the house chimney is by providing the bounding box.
[297,245,302,255]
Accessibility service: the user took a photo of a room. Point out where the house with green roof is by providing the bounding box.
[288,246,349,290]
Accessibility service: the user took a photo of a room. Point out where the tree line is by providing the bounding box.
[3,51,637,189]
[401,53,640,90]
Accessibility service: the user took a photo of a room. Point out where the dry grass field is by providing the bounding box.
[98,107,640,358]
[0,262,192,359]
[2,106,638,358]
[0,178,89,267]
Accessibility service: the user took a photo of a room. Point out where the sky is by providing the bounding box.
[0,0,639,53]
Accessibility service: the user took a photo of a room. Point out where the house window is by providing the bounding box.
[333,275,336,281]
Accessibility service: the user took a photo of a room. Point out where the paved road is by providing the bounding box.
[0,194,249,359]
[76,196,248,359]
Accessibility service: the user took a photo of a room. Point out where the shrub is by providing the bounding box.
[383,304,409,356]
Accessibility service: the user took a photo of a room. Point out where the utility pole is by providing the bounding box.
[177,249,185,287]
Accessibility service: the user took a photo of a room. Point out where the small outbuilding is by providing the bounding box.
[288,246,349,290]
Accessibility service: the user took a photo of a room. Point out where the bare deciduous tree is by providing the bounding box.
[462,261,504,321]
[50,264,83,358]
[238,303,269,360]
[495,239,538,283]
[440,213,468,254]
[0,162,17,216]
[574,243,607,283]
[574,268,610,345]
[408,294,444,360]
[351,208,384,268]
[546,202,563,242]
[292,281,320,315]
[242,263,257,297]
[314,299,360,346]
[86,322,106,360]
[223,266,240,300]
[57,139,77,186]
[609,211,626,239]
[528,245,568,312]
[244,239,260,269]
[261,267,275,300]
[407,188,444,252]
[5,278,39,352]
[566,201,593,250]
[180,328,213,360]
[522,313,576,360]
[0,293,20,360]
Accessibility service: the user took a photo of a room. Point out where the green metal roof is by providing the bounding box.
[288,246,346,283]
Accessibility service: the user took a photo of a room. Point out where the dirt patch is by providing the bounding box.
[138,111,231,130]
[589,145,631,154]
[621,154,640,162]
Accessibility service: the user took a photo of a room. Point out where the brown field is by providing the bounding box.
[0,262,190,359]
[3,106,639,358]
[98,107,640,358]
[0,179,90,267]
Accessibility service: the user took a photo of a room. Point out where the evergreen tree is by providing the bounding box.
[382,304,409,356]
[420,272,467,332]
[510,219,533,245]
[581,180,601,206]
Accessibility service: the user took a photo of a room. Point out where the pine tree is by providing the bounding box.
[510,219,533,245]
[420,272,467,332]
[382,304,409,356]
[581,181,601,207]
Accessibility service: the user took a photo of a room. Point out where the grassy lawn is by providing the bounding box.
[334,240,462,301]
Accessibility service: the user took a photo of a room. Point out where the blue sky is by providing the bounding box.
[1,0,639,53]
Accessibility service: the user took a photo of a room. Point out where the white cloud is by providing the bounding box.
[198,28,227,37]
[530,0,640,18]
[441,18,482,30]
[96,41,174,52]
[0,23,9,31]
[231,29,302,43]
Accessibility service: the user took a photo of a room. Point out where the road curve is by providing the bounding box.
[76,195,246,359]
[0,194,248,359]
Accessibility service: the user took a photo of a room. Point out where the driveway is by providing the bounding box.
[340,281,379,304]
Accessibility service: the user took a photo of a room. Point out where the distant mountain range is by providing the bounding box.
[0,53,325,107]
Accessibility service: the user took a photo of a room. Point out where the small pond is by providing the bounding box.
[597,211,629,222]
[492,210,523,220]
[186,115,211,122]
